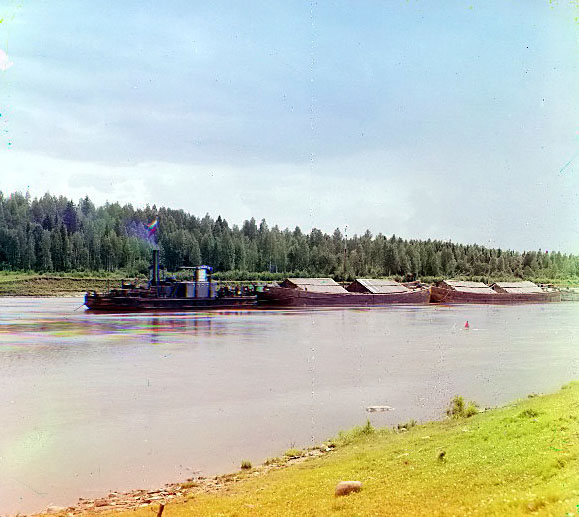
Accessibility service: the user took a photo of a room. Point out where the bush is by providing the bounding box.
[361,419,374,434]
[447,396,479,419]
[213,270,289,282]
[518,408,540,419]
[464,402,479,417]
[334,420,376,446]
[396,419,417,430]
[240,459,252,470]
[284,448,304,458]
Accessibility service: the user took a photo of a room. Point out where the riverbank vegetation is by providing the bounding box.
[57,382,579,516]
[0,274,124,296]
[0,270,130,296]
[1,191,579,286]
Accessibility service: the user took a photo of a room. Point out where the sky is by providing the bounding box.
[0,0,578,252]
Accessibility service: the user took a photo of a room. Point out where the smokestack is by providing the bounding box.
[151,248,160,285]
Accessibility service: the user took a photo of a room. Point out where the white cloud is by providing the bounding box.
[3,147,578,253]
[1,149,411,232]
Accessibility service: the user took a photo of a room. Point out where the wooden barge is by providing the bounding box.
[430,280,561,304]
[257,278,430,307]
[85,250,256,312]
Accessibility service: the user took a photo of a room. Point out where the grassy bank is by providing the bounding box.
[2,268,579,296]
[0,275,263,296]
[0,273,129,296]
[60,382,579,517]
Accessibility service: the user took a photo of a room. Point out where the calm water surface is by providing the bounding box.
[1,298,578,513]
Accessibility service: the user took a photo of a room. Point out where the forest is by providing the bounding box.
[0,191,577,283]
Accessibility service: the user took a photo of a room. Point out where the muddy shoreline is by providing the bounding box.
[35,448,329,516]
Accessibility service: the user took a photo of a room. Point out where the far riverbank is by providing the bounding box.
[0,274,131,296]
[1,271,578,297]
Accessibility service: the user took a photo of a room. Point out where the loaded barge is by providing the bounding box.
[84,250,256,311]
[257,277,430,307]
[430,280,561,304]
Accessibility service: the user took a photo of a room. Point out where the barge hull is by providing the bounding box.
[257,287,430,307]
[430,286,561,304]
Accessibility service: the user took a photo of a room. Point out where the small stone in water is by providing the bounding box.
[366,405,393,412]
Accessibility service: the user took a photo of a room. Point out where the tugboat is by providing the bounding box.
[84,249,257,311]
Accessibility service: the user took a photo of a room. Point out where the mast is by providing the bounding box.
[151,248,160,286]
[343,225,348,281]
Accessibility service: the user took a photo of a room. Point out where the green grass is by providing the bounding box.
[0,270,130,280]
[284,448,306,459]
[263,457,283,466]
[90,381,579,516]
[396,418,418,430]
[180,480,199,490]
[0,271,142,296]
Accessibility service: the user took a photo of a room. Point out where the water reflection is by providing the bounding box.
[0,308,273,349]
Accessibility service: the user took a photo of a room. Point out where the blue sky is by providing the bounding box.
[0,0,578,252]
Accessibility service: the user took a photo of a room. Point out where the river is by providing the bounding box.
[0,298,578,514]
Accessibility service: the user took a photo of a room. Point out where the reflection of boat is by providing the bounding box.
[85,250,257,312]
[430,280,561,304]
[257,278,430,307]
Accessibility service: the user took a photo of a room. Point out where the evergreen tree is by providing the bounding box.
[0,190,576,282]
[40,230,53,271]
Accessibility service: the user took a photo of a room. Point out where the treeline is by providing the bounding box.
[0,191,578,282]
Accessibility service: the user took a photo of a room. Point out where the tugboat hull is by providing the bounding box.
[84,293,257,312]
